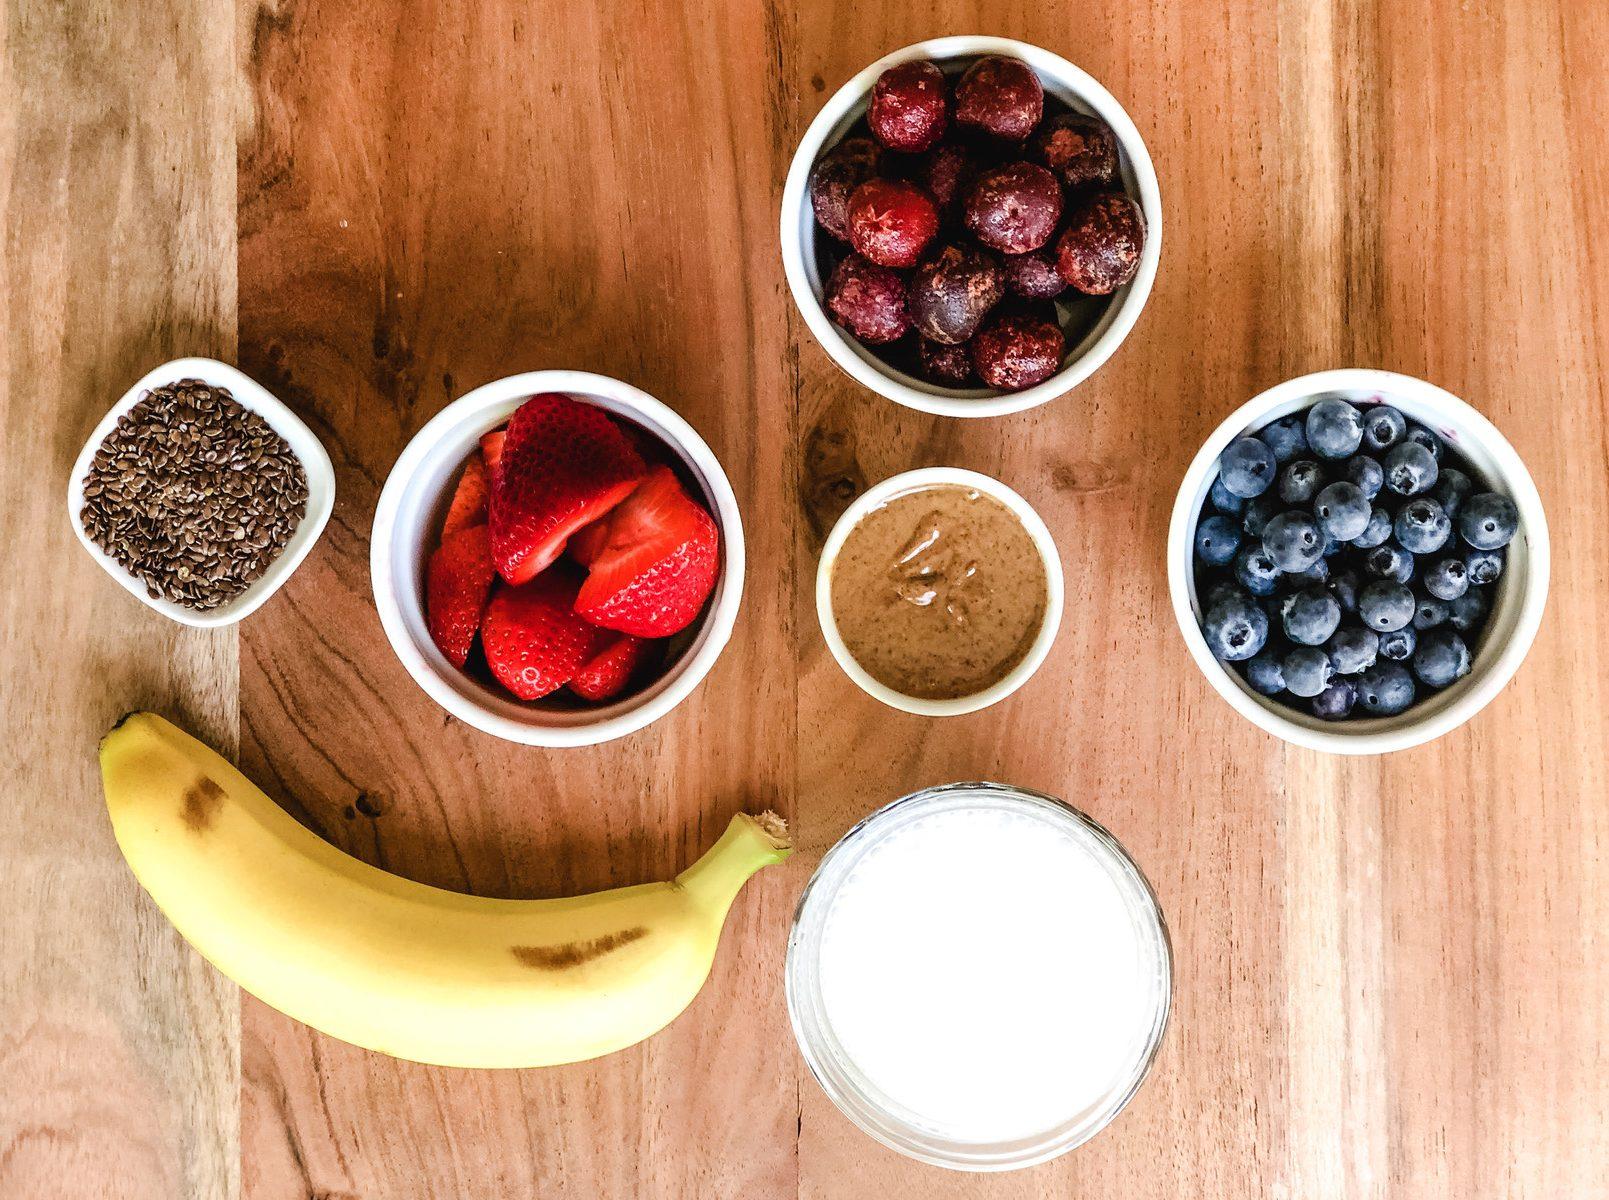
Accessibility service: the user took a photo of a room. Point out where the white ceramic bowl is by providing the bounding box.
[780,35,1162,419]
[370,370,744,747]
[66,357,335,628]
[816,467,1064,716]
[1168,369,1550,755]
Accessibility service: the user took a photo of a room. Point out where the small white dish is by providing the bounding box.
[66,357,335,629]
[780,35,1162,419]
[1168,369,1550,755]
[370,370,744,747]
[815,467,1064,716]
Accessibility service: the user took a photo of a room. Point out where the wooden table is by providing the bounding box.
[5,1,1606,1196]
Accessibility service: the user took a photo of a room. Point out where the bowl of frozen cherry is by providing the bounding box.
[781,36,1161,417]
[371,372,743,747]
[1168,369,1549,755]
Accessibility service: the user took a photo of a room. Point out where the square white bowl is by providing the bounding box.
[780,35,1162,418]
[66,357,336,628]
[1168,369,1550,755]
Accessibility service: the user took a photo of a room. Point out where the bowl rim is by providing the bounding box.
[65,356,336,629]
[369,369,745,747]
[1167,368,1551,754]
[779,34,1162,419]
[815,467,1064,716]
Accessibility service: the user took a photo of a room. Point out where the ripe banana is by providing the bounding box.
[99,712,791,1068]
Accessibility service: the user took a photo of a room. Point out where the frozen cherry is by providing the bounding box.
[906,243,1005,345]
[825,254,911,344]
[1001,249,1067,299]
[847,178,939,268]
[954,56,1043,141]
[1032,112,1119,190]
[919,141,974,210]
[808,137,881,241]
[1056,191,1145,295]
[920,337,975,387]
[868,60,948,153]
[970,312,1064,391]
[964,161,1062,254]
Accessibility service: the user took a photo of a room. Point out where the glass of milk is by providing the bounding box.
[786,782,1172,1171]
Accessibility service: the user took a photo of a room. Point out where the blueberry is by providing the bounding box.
[1363,543,1413,583]
[1459,492,1519,550]
[1383,442,1438,496]
[1330,567,1361,613]
[1209,476,1246,516]
[1281,587,1342,646]
[1306,398,1364,460]
[1464,547,1504,585]
[1361,405,1407,453]
[1356,662,1416,715]
[1262,511,1324,572]
[1204,594,1269,661]
[1219,437,1277,498]
[1283,557,1330,589]
[1244,648,1286,696]
[1352,506,1394,549]
[1241,495,1282,538]
[1404,424,1444,461]
[1195,514,1243,567]
[1448,588,1489,634]
[1394,498,1452,554]
[1411,628,1471,689]
[1340,455,1384,500]
[1378,626,1416,661]
[1278,460,1325,505]
[1326,624,1379,675]
[1282,646,1334,698]
[1233,545,1281,596]
[1258,414,1310,465]
[1202,578,1243,611]
[1314,481,1371,542]
[1358,580,1415,632]
[1311,679,1357,721]
[1412,594,1450,630]
[1430,467,1473,519]
[1423,557,1469,601]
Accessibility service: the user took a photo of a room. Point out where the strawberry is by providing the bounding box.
[569,633,652,701]
[567,517,611,568]
[480,568,602,700]
[574,465,719,638]
[480,429,506,488]
[442,451,489,538]
[426,524,496,667]
[488,396,644,585]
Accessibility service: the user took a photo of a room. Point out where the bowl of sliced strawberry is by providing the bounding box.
[371,371,743,746]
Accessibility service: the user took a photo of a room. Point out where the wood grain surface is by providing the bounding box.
[4,0,1606,1197]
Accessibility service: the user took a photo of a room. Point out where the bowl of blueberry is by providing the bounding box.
[1168,369,1549,754]
[780,36,1161,418]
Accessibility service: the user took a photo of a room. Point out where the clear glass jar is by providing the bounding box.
[785,782,1172,1171]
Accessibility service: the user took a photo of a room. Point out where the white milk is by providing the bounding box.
[809,792,1169,1147]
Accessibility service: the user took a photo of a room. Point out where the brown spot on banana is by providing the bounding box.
[510,927,649,970]
[180,777,226,833]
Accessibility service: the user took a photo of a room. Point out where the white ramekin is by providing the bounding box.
[66,357,335,629]
[370,371,744,747]
[815,467,1064,716]
[780,35,1161,419]
[1168,369,1550,755]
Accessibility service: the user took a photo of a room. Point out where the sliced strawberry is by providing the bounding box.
[574,465,719,638]
[442,451,490,538]
[480,568,602,700]
[480,429,507,489]
[567,517,611,568]
[569,633,652,701]
[426,525,496,667]
[488,395,644,585]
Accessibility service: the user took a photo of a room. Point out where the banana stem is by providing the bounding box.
[675,812,792,918]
